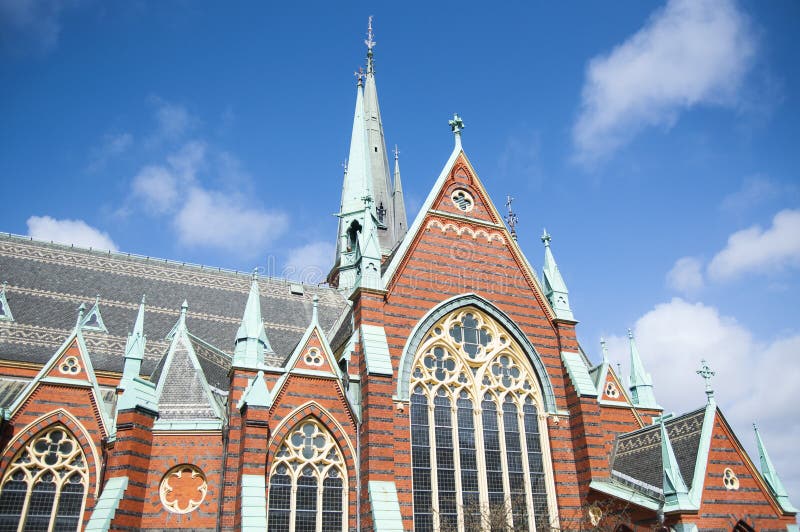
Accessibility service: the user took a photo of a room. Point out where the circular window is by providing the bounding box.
[304,348,323,367]
[160,464,208,513]
[723,468,739,490]
[605,382,619,399]
[451,189,474,212]
[59,356,80,375]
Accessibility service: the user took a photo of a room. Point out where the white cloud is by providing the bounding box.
[174,187,288,254]
[720,175,788,213]
[708,209,800,281]
[573,0,755,165]
[88,132,133,172]
[283,241,335,285]
[27,215,118,251]
[131,140,206,214]
[605,298,800,502]
[666,256,704,294]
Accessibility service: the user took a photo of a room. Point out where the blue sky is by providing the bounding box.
[2,0,799,505]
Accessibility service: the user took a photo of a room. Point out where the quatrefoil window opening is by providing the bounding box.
[605,382,619,398]
[451,189,474,212]
[449,312,491,359]
[59,356,80,375]
[160,464,208,514]
[304,348,323,367]
[723,468,739,490]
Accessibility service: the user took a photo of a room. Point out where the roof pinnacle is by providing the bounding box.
[354,67,364,87]
[393,144,399,161]
[600,337,609,363]
[312,295,319,324]
[365,16,376,73]
[541,228,552,246]
[76,303,86,327]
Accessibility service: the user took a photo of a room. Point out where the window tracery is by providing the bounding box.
[159,464,207,513]
[267,418,346,532]
[0,426,88,532]
[410,308,554,531]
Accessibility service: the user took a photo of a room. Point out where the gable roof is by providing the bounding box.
[0,233,349,388]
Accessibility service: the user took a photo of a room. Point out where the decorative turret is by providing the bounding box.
[660,418,692,509]
[754,423,798,512]
[392,145,407,241]
[233,272,273,368]
[356,197,384,292]
[120,295,146,387]
[540,229,574,321]
[628,329,660,409]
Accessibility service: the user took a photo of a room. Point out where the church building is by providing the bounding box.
[0,21,796,532]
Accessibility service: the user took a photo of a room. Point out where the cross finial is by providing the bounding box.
[505,195,518,241]
[393,144,399,161]
[541,228,551,246]
[354,67,364,86]
[361,195,374,208]
[697,359,716,402]
[449,113,464,134]
[365,16,376,52]
[627,327,634,339]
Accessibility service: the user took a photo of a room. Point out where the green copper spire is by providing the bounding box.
[238,371,272,409]
[362,16,398,253]
[233,273,273,368]
[121,295,146,386]
[660,418,692,509]
[628,329,660,409]
[540,229,574,321]
[355,197,384,291]
[392,145,407,241]
[754,423,798,512]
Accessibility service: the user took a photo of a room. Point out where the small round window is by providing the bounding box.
[451,189,474,212]
[304,348,323,367]
[160,464,208,513]
[59,356,81,375]
[723,468,739,490]
[605,381,619,399]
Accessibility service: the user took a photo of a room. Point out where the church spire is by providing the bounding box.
[233,272,273,368]
[121,295,146,387]
[540,229,574,321]
[660,418,691,509]
[392,145,407,241]
[754,423,798,512]
[361,16,402,254]
[627,329,659,409]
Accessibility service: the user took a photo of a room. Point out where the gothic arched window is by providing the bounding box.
[267,418,347,532]
[0,425,88,532]
[410,308,554,531]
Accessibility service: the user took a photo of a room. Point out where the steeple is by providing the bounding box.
[660,418,692,509]
[754,423,798,512]
[392,145,407,241]
[540,229,574,321]
[627,329,659,409]
[333,17,407,291]
[233,273,273,368]
[121,295,146,386]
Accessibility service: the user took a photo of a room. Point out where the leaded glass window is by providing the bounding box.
[410,308,554,531]
[0,426,88,532]
[267,419,347,532]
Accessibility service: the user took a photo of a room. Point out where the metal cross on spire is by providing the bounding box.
[449,114,464,148]
[505,195,519,241]
[696,359,716,403]
[541,228,552,246]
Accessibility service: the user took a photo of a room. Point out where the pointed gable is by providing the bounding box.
[154,302,224,429]
[429,152,504,226]
[80,297,108,333]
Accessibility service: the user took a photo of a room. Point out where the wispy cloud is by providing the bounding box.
[720,175,797,213]
[283,241,335,285]
[708,208,800,281]
[145,96,199,147]
[573,0,755,166]
[0,0,78,56]
[605,297,800,503]
[87,132,133,172]
[27,215,118,251]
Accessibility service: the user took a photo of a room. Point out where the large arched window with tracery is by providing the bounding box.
[410,307,554,531]
[267,418,347,532]
[0,425,88,532]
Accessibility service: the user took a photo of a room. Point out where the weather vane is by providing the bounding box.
[505,195,518,240]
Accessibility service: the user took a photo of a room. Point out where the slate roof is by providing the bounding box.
[0,234,350,391]
[610,407,706,495]
[156,334,221,422]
